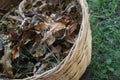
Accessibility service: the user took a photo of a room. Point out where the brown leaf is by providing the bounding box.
[22,30,37,39]
[12,45,20,59]
[7,28,20,41]
[45,34,55,45]
[34,50,43,58]
[20,30,37,45]
[34,22,47,30]
[41,22,66,44]
[51,45,62,62]
[56,16,72,25]
[34,44,46,57]
[50,22,66,33]
[66,22,77,36]
[53,29,65,39]
[65,35,76,44]
[65,22,77,44]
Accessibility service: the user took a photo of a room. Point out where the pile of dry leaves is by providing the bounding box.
[0,0,82,79]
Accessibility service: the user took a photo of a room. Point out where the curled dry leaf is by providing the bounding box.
[19,0,32,18]
[18,0,27,18]
[41,22,66,44]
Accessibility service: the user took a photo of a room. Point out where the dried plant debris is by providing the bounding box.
[0,0,82,79]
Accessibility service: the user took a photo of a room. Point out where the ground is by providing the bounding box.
[81,0,120,80]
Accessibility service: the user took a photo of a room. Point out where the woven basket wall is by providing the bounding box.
[24,0,92,80]
[0,0,92,80]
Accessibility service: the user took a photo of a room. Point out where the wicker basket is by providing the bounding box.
[24,0,92,80]
[0,0,91,79]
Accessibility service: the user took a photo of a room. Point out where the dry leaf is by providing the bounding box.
[51,45,62,62]
[8,15,23,22]
[20,30,37,45]
[19,0,32,18]
[65,22,77,44]
[33,62,41,73]
[11,45,20,59]
[45,35,55,45]
[34,22,47,30]
[56,16,72,25]
[41,22,66,44]
[66,22,77,36]
[7,28,19,41]
[50,22,66,33]
[34,44,46,57]
[64,1,76,14]
[53,29,65,39]
[34,50,43,58]
[65,35,76,44]
[36,63,49,74]
[42,53,53,60]
[61,49,70,58]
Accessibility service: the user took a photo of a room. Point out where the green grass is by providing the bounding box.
[81,0,120,80]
